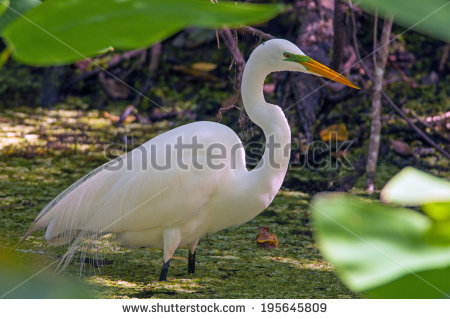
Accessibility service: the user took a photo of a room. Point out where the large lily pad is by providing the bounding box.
[0,0,41,32]
[311,193,450,298]
[2,0,282,65]
[381,167,450,206]
[356,0,450,42]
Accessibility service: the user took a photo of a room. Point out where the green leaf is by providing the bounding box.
[425,220,450,245]
[355,0,450,42]
[2,0,282,65]
[422,202,450,221]
[0,0,40,33]
[0,248,94,298]
[311,193,450,298]
[366,266,450,298]
[381,167,450,206]
[0,0,10,18]
[381,168,450,246]
[423,202,450,245]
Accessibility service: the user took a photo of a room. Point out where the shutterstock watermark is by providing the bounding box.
[103,134,354,172]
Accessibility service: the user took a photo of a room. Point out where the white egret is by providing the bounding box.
[21,39,358,281]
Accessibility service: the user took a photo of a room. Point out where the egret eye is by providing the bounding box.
[283,52,291,58]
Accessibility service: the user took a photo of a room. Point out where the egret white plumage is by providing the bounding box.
[21,39,359,281]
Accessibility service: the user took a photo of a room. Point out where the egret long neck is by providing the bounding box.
[241,57,291,208]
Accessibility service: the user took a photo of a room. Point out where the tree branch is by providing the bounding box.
[238,26,275,41]
[219,28,246,91]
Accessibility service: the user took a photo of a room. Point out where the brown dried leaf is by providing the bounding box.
[320,123,348,142]
[256,226,278,249]
[391,139,411,156]
[191,62,217,72]
[172,65,219,82]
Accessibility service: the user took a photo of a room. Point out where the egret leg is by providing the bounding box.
[188,250,196,274]
[188,239,199,274]
[159,260,171,281]
[159,228,181,281]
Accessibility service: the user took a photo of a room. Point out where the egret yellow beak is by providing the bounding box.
[299,57,360,89]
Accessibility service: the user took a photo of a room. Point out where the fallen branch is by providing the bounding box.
[348,1,450,160]
[67,49,146,88]
[426,111,450,130]
[116,104,178,127]
[117,105,136,126]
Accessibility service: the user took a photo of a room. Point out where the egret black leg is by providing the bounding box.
[188,249,196,274]
[159,259,171,281]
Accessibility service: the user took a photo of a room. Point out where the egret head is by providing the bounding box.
[254,39,359,89]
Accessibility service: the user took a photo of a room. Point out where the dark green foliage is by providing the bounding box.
[0,62,43,106]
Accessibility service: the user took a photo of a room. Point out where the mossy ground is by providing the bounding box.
[0,106,359,298]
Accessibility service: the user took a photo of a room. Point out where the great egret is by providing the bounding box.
[21,39,358,281]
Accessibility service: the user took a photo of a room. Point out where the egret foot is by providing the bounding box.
[159,259,171,281]
[188,250,196,274]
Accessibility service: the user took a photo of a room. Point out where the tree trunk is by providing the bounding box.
[133,42,162,108]
[292,0,334,142]
[331,0,346,72]
[40,66,65,107]
[366,16,393,193]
